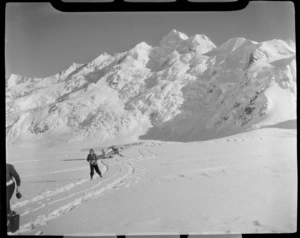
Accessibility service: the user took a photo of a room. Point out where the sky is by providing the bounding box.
[5,1,295,78]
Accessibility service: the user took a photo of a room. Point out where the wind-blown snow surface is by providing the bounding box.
[7,127,297,235]
[6,30,296,146]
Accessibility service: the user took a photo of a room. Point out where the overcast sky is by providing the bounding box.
[5,1,295,78]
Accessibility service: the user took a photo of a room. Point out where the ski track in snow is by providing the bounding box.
[19,165,119,215]
[16,163,132,233]
[47,165,120,206]
[12,178,90,210]
[14,146,156,234]
[9,158,61,164]
[12,158,109,210]
[22,167,88,178]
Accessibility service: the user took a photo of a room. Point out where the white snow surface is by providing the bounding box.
[6,127,297,235]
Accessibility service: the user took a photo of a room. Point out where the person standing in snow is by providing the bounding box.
[86,149,102,180]
[6,163,22,215]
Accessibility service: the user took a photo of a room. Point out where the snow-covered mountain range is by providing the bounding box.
[6,29,296,146]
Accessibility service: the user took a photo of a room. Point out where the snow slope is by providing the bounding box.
[6,127,297,235]
[6,30,296,146]
[5,30,296,235]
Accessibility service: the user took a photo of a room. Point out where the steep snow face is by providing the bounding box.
[206,40,296,133]
[6,30,296,145]
[255,39,295,60]
[177,34,216,55]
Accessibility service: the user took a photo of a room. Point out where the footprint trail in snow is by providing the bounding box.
[13,145,157,234]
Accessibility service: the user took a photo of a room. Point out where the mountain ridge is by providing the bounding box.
[6,30,296,146]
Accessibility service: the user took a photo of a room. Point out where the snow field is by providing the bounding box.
[7,128,297,235]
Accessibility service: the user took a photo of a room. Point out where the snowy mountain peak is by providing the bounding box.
[256,39,295,58]
[72,62,83,68]
[130,42,152,52]
[286,39,295,49]
[192,34,213,42]
[169,29,189,40]
[247,39,295,66]
[6,30,296,146]
[7,73,22,82]
[91,53,113,66]
[6,74,31,88]
[159,29,189,45]
[58,62,84,77]
[184,34,216,53]
[124,42,152,66]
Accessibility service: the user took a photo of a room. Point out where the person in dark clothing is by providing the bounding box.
[6,164,22,215]
[109,145,124,157]
[86,149,102,180]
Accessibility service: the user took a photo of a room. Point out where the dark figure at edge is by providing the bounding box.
[6,163,22,227]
